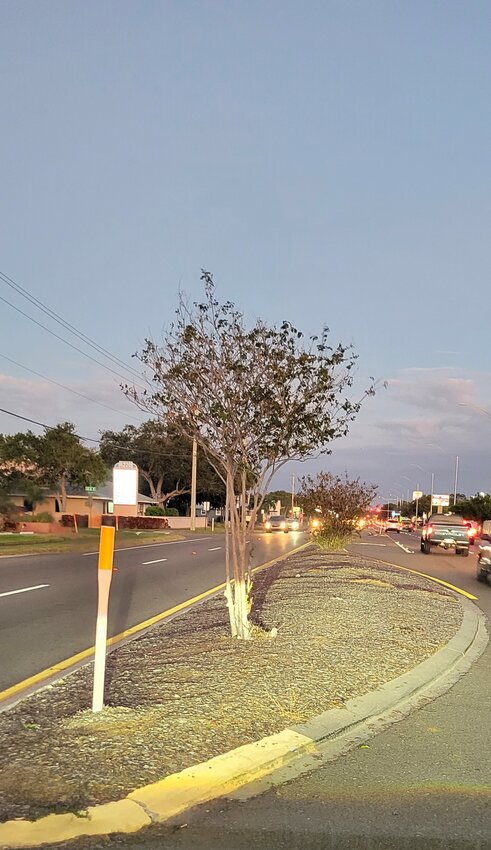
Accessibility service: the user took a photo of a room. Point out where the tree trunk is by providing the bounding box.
[59,475,67,513]
[222,469,251,639]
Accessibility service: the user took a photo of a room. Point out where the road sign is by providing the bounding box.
[432,494,450,507]
[412,490,423,500]
[113,461,138,506]
[85,486,97,493]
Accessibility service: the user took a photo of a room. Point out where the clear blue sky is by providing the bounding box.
[1,1,490,498]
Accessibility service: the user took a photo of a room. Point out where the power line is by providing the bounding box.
[0,352,143,422]
[0,406,193,460]
[0,269,145,383]
[0,292,147,390]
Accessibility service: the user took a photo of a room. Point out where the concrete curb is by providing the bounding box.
[0,592,487,848]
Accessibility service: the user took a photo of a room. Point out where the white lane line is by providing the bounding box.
[83,536,212,556]
[141,558,168,565]
[0,584,49,599]
[209,547,222,551]
[351,542,386,547]
[394,539,414,554]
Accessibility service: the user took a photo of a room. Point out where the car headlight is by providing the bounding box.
[280,522,286,529]
[265,521,271,529]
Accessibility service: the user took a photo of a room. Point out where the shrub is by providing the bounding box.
[60,514,88,528]
[27,512,54,523]
[145,505,180,517]
[118,515,170,530]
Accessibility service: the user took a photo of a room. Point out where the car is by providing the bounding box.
[420,514,470,556]
[264,515,288,533]
[385,519,401,533]
[287,516,301,531]
[401,517,415,532]
[476,545,491,584]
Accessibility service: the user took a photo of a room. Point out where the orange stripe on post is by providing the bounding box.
[98,526,115,570]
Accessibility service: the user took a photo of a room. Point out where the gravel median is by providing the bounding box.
[0,547,462,823]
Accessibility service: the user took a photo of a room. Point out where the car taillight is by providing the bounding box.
[467,527,475,537]
[426,525,433,535]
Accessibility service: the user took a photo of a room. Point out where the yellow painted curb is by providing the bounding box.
[128,728,315,821]
[372,558,479,600]
[0,800,151,849]
[0,540,312,705]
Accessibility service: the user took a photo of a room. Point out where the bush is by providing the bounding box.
[60,514,89,528]
[145,505,180,517]
[118,515,170,530]
[27,512,54,523]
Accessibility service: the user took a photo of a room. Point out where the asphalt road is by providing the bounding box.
[68,528,491,850]
[0,530,307,692]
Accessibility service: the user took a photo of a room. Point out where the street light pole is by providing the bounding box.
[291,474,295,515]
[190,437,197,532]
[430,472,434,517]
[453,455,459,507]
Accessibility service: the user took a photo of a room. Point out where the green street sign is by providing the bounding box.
[85,486,97,493]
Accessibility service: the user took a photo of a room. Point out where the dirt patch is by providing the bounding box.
[0,549,462,822]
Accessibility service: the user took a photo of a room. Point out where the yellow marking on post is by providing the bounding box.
[0,540,312,704]
[98,526,115,570]
[374,559,478,600]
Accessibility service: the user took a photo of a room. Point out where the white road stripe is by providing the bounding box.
[394,539,414,554]
[208,547,222,551]
[351,542,386,547]
[83,536,212,556]
[0,584,49,599]
[141,558,168,565]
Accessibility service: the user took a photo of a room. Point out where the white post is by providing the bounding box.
[453,456,459,507]
[92,526,115,713]
[190,437,197,532]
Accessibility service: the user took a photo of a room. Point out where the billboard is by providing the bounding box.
[113,461,138,506]
[432,494,450,507]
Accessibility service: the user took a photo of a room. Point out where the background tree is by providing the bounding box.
[454,493,491,522]
[262,490,293,514]
[299,471,377,546]
[99,419,224,509]
[1,424,106,513]
[126,272,374,639]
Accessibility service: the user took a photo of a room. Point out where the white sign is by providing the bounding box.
[432,494,450,507]
[412,490,423,500]
[113,461,138,506]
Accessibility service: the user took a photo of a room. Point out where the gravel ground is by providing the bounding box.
[0,548,462,823]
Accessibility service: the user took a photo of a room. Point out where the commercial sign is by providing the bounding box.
[113,461,138,506]
[412,490,423,500]
[432,494,450,507]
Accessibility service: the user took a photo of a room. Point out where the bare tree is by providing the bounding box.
[126,272,375,639]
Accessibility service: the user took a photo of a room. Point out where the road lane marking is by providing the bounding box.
[208,547,222,551]
[373,559,478,600]
[141,558,168,565]
[83,536,212,555]
[351,542,386,547]
[393,540,414,554]
[0,584,49,599]
[0,540,312,706]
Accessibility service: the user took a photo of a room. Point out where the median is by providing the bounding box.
[0,545,462,825]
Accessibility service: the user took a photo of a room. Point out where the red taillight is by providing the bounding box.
[467,527,475,537]
[426,525,433,536]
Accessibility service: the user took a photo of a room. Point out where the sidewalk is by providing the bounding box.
[0,545,483,848]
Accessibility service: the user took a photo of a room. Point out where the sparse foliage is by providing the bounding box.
[126,272,375,638]
[299,471,377,548]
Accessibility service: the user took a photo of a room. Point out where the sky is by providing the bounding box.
[1,0,490,501]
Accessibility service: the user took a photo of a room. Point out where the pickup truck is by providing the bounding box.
[420,514,471,556]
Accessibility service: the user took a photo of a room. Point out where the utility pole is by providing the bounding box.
[190,437,197,531]
[430,472,434,517]
[291,474,295,515]
[453,455,459,507]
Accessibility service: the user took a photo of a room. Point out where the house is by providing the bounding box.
[9,482,158,520]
